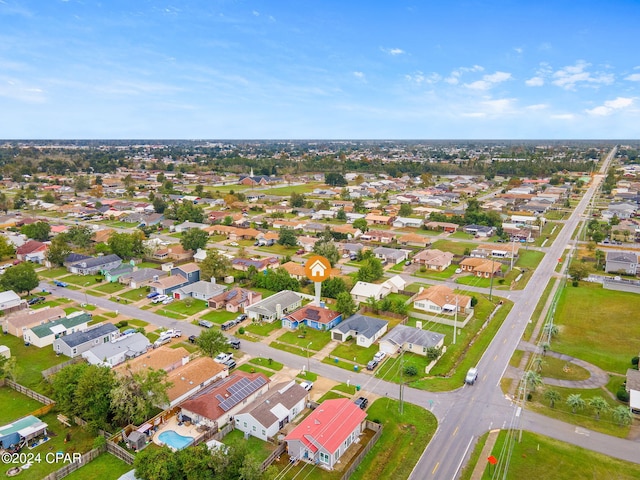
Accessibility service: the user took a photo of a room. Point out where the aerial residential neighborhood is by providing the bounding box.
[0,140,638,480]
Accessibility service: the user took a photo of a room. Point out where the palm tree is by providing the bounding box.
[524,370,543,395]
[566,393,586,414]
[612,405,633,426]
[588,396,609,421]
[532,357,546,373]
[543,389,561,408]
[543,323,559,339]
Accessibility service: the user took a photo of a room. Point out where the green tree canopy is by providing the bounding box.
[0,262,39,294]
[356,257,384,283]
[289,192,305,208]
[353,218,368,232]
[107,231,145,260]
[199,250,231,281]
[21,221,51,241]
[180,228,209,252]
[196,329,230,358]
[335,291,357,317]
[312,241,339,267]
[321,277,348,299]
[0,235,15,260]
[278,228,298,247]
[325,172,347,186]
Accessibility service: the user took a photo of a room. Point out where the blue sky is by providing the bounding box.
[1,0,640,139]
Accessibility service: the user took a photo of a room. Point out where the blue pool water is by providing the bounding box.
[158,430,194,450]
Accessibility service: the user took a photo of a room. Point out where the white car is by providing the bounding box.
[373,351,386,362]
[299,381,313,391]
[465,367,478,385]
[214,352,233,364]
[455,268,462,274]
[152,295,168,304]
[229,242,239,246]
[162,297,174,305]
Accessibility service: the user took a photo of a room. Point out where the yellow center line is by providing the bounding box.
[453,426,459,436]
[432,462,440,475]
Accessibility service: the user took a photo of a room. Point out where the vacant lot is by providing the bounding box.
[553,282,640,374]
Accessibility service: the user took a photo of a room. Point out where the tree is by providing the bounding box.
[325,172,347,186]
[426,346,443,361]
[75,365,116,432]
[353,218,368,232]
[111,369,172,426]
[107,231,145,260]
[356,258,384,283]
[289,192,305,208]
[588,396,609,421]
[67,225,94,248]
[336,209,347,221]
[568,262,589,282]
[12,192,26,210]
[134,446,182,480]
[153,196,168,214]
[523,370,543,394]
[532,357,546,372]
[73,175,90,191]
[0,235,15,260]
[404,365,418,377]
[312,241,340,267]
[566,393,586,414]
[399,203,413,217]
[321,277,348,299]
[0,262,39,295]
[253,268,299,292]
[21,221,51,241]
[0,192,9,213]
[196,329,230,358]
[278,228,298,247]
[543,389,561,408]
[612,405,633,426]
[42,191,56,203]
[180,228,209,252]
[199,250,231,281]
[46,235,72,266]
[335,291,357,317]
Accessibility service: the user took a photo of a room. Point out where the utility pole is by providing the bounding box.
[399,350,404,415]
[489,257,495,301]
[306,342,312,373]
[453,295,458,344]
[510,239,515,271]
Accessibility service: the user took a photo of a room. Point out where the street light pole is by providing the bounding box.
[306,342,312,373]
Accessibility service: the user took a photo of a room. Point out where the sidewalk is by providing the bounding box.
[469,429,500,480]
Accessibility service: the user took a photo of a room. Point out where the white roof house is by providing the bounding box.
[350,281,391,304]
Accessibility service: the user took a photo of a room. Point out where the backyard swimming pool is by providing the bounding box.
[158,430,194,450]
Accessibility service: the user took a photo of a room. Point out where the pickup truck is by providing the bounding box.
[214,352,233,364]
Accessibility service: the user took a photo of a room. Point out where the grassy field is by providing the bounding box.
[199,309,237,325]
[537,356,591,381]
[236,364,275,377]
[118,287,149,301]
[350,398,437,480]
[223,428,277,459]
[0,387,45,423]
[261,183,322,195]
[163,299,209,316]
[244,321,282,336]
[431,240,477,255]
[277,329,332,351]
[93,282,126,294]
[63,453,132,480]
[553,282,640,374]
[330,342,380,366]
[462,430,640,480]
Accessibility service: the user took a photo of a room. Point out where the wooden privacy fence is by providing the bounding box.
[340,421,383,480]
[42,446,104,480]
[2,378,55,405]
[106,440,136,465]
[42,357,86,379]
[261,443,286,472]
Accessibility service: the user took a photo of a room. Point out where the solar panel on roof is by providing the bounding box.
[306,308,320,320]
[226,290,238,300]
[218,377,267,412]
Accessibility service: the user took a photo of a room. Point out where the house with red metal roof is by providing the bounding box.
[284,398,367,469]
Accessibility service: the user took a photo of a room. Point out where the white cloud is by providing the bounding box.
[586,97,634,116]
[526,104,547,111]
[625,73,640,82]
[405,71,440,85]
[252,10,260,16]
[464,71,512,90]
[551,61,614,90]
[514,47,523,54]
[353,71,365,80]
[551,114,574,120]
[445,65,484,85]
[525,76,544,87]
[381,47,405,56]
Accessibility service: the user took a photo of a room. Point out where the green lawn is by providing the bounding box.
[63,453,132,480]
[262,183,321,195]
[222,428,277,459]
[277,329,332,351]
[251,287,278,298]
[199,310,238,325]
[154,309,186,320]
[60,273,102,287]
[516,249,545,269]
[39,267,68,279]
[316,391,347,402]
[465,430,640,480]
[553,282,640,373]
[350,398,437,480]
[93,282,126,294]
[248,357,284,371]
[163,299,209,316]
[119,287,150,301]
[331,383,357,395]
[448,231,475,239]
[297,371,318,381]
[244,321,282,336]
[236,364,275,377]
[329,341,378,365]
[0,387,45,424]
[411,264,458,280]
[256,244,298,256]
[430,240,477,256]
[538,356,590,381]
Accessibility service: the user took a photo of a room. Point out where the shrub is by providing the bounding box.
[115,320,128,328]
[404,365,418,377]
[93,435,106,449]
[617,388,630,402]
[572,280,579,287]
[470,296,478,307]
[632,356,639,368]
[238,327,245,335]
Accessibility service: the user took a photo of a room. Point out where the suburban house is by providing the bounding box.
[3,306,66,337]
[164,357,228,408]
[231,257,279,272]
[280,261,341,281]
[392,217,424,229]
[424,221,458,233]
[282,305,342,331]
[246,290,303,323]
[67,254,122,275]
[361,230,395,244]
[398,233,431,248]
[364,213,394,225]
[413,285,472,315]
[234,381,308,441]
[23,312,92,348]
[0,290,27,316]
[173,278,226,301]
[379,324,445,356]
[149,274,190,296]
[208,287,262,313]
[113,345,190,376]
[173,221,208,233]
[103,263,135,283]
[413,249,454,271]
[180,372,270,429]
[15,240,48,263]
[625,368,640,415]
[118,268,167,288]
[350,281,391,304]
[153,244,194,262]
[171,263,200,284]
[459,257,502,278]
[53,322,119,358]
[472,243,520,259]
[330,314,388,348]
[82,333,151,367]
[372,247,410,264]
[284,398,367,469]
[463,225,495,237]
[605,251,638,275]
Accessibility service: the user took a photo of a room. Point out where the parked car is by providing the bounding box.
[221,320,236,331]
[465,367,478,385]
[299,381,313,391]
[122,328,137,336]
[215,352,233,364]
[224,359,237,370]
[152,294,168,304]
[28,296,45,306]
[146,291,159,299]
[229,242,239,246]
[235,313,248,323]
[366,359,378,370]
[354,397,368,410]
[198,319,214,329]
[188,335,197,344]
[53,280,68,287]
[296,249,305,255]
[373,351,386,362]
[162,297,174,305]
[404,260,412,266]
[228,339,241,349]
[455,268,462,274]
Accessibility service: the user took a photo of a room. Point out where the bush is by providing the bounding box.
[572,280,579,287]
[470,296,478,307]
[632,356,639,367]
[115,320,128,328]
[617,388,630,402]
[93,435,106,449]
[404,365,418,377]
[238,327,245,335]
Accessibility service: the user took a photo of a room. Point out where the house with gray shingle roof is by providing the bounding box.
[605,251,638,275]
[246,290,302,323]
[82,333,151,367]
[118,268,167,288]
[67,254,122,275]
[234,381,308,441]
[173,279,226,301]
[330,314,388,348]
[53,323,119,358]
[379,324,445,357]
